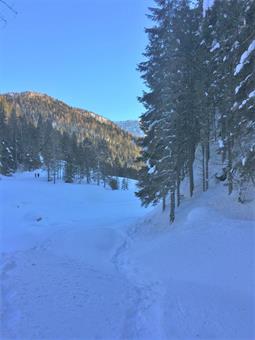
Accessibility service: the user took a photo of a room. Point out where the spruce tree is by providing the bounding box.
[0,104,15,175]
[232,0,255,196]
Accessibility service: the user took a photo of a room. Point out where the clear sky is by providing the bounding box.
[0,0,154,121]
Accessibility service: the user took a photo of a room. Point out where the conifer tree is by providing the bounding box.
[0,104,15,175]
[137,0,174,209]
[137,0,254,222]
[232,0,255,196]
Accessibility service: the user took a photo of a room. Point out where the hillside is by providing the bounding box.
[0,92,141,179]
[1,92,127,140]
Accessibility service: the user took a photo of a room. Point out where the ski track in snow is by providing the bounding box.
[1,245,136,339]
[111,227,166,340]
[1,226,164,340]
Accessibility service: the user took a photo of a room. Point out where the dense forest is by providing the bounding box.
[0,92,141,184]
[137,0,255,222]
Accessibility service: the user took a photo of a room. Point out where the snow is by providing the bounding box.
[218,138,224,148]
[1,171,255,339]
[239,98,249,109]
[249,89,255,98]
[210,40,220,53]
[238,90,255,109]
[234,39,255,75]
[148,165,155,174]
[235,74,252,94]
[1,171,152,339]
[231,41,240,52]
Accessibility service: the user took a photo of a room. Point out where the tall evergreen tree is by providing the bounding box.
[137,0,254,222]
[232,0,255,196]
[0,104,15,175]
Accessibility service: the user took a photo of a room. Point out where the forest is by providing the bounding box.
[0,92,141,185]
[137,0,255,222]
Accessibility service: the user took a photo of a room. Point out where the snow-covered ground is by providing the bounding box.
[1,171,254,339]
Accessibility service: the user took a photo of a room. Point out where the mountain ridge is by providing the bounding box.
[0,91,141,178]
[2,91,122,131]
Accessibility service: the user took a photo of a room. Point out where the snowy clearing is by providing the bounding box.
[1,172,255,339]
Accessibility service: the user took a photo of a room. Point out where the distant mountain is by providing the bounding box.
[1,91,129,139]
[0,92,141,178]
[115,120,143,137]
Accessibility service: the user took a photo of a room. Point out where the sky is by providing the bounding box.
[0,0,154,121]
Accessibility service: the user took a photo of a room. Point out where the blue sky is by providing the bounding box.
[0,0,154,121]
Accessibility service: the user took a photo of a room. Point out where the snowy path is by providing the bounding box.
[0,172,156,339]
[0,173,165,339]
[1,247,136,339]
[1,172,255,339]
[112,228,166,340]
[1,230,165,340]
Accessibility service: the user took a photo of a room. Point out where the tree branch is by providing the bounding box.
[0,0,18,15]
[0,14,7,24]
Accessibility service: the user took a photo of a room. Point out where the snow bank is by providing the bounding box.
[126,183,255,339]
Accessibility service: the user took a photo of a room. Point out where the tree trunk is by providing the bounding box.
[170,189,175,223]
[227,137,233,195]
[189,143,195,197]
[162,195,166,212]
[202,144,206,192]
[189,160,194,197]
[205,140,210,191]
[47,165,50,182]
[177,173,181,207]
